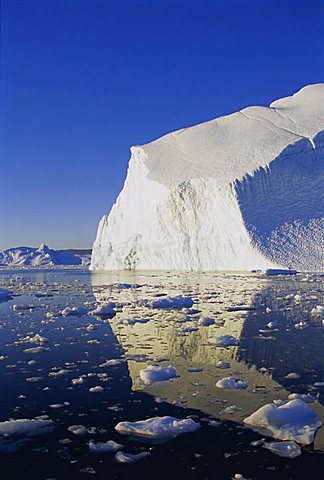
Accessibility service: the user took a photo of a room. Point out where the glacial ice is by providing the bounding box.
[91,84,324,272]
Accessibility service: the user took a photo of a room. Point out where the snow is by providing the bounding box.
[91,84,324,272]
[115,416,200,439]
[243,399,321,444]
[139,365,177,385]
[0,244,82,267]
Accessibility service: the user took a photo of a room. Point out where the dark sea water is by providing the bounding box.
[0,268,324,480]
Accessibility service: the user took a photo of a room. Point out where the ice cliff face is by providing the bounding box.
[91,84,324,271]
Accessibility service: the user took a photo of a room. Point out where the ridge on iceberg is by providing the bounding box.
[91,84,324,271]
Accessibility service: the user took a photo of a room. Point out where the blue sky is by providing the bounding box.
[1,0,323,249]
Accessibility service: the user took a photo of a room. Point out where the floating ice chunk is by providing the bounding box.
[265,269,298,276]
[89,386,104,393]
[216,361,231,369]
[243,399,321,444]
[267,321,281,329]
[210,335,240,347]
[288,393,316,403]
[115,416,200,439]
[92,303,116,317]
[216,377,248,390]
[61,306,88,316]
[311,305,324,316]
[198,317,215,326]
[222,405,242,414]
[119,318,150,325]
[285,372,300,380]
[114,451,150,463]
[28,334,49,344]
[89,439,123,453]
[68,425,90,435]
[150,296,194,310]
[23,346,49,354]
[263,440,302,458]
[0,418,54,437]
[72,377,84,385]
[48,369,70,377]
[140,365,177,385]
[99,358,126,367]
[177,326,198,333]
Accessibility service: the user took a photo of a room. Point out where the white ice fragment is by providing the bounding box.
[210,335,240,347]
[89,439,124,453]
[263,440,302,458]
[216,361,231,369]
[114,450,150,463]
[198,317,215,326]
[285,372,301,379]
[89,386,104,393]
[150,296,194,309]
[61,306,88,316]
[216,377,248,390]
[139,365,177,385]
[115,416,200,439]
[243,399,321,444]
[92,303,116,317]
[0,418,54,438]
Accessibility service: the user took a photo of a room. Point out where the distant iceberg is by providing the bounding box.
[0,244,89,267]
[91,84,324,271]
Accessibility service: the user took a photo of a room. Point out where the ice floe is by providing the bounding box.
[115,416,200,439]
[140,365,177,385]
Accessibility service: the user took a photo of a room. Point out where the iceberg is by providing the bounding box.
[91,84,324,271]
[0,244,83,267]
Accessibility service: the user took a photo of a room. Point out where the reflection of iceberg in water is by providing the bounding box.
[91,271,324,448]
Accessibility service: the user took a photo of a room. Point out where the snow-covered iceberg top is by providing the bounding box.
[91,84,324,272]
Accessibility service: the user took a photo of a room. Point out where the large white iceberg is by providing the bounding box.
[91,84,324,271]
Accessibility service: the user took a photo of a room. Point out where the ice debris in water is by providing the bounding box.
[216,377,248,390]
[210,335,240,347]
[89,386,104,393]
[26,334,49,344]
[0,418,54,451]
[91,303,116,317]
[61,306,88,316]
[140,365,177,385]
[216,361,231,369]
[263,440,302,458]
[89,440,124,453]
[115,416,200,439]
[243,399,321,444]
[150,296,194,309]
[198,317,215,326]
[311,305,324,316]
[114,451,151,463]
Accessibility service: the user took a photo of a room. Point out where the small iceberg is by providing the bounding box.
[140,365,177,385]
[243,399,321,444]
[216,377,248,390]
[115,416,200,439]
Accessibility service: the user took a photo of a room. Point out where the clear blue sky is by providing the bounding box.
[1,0,323,249]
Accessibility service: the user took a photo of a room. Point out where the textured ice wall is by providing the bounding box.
[91,85,324,271]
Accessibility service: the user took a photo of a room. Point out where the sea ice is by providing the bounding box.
[150,296,194,309]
